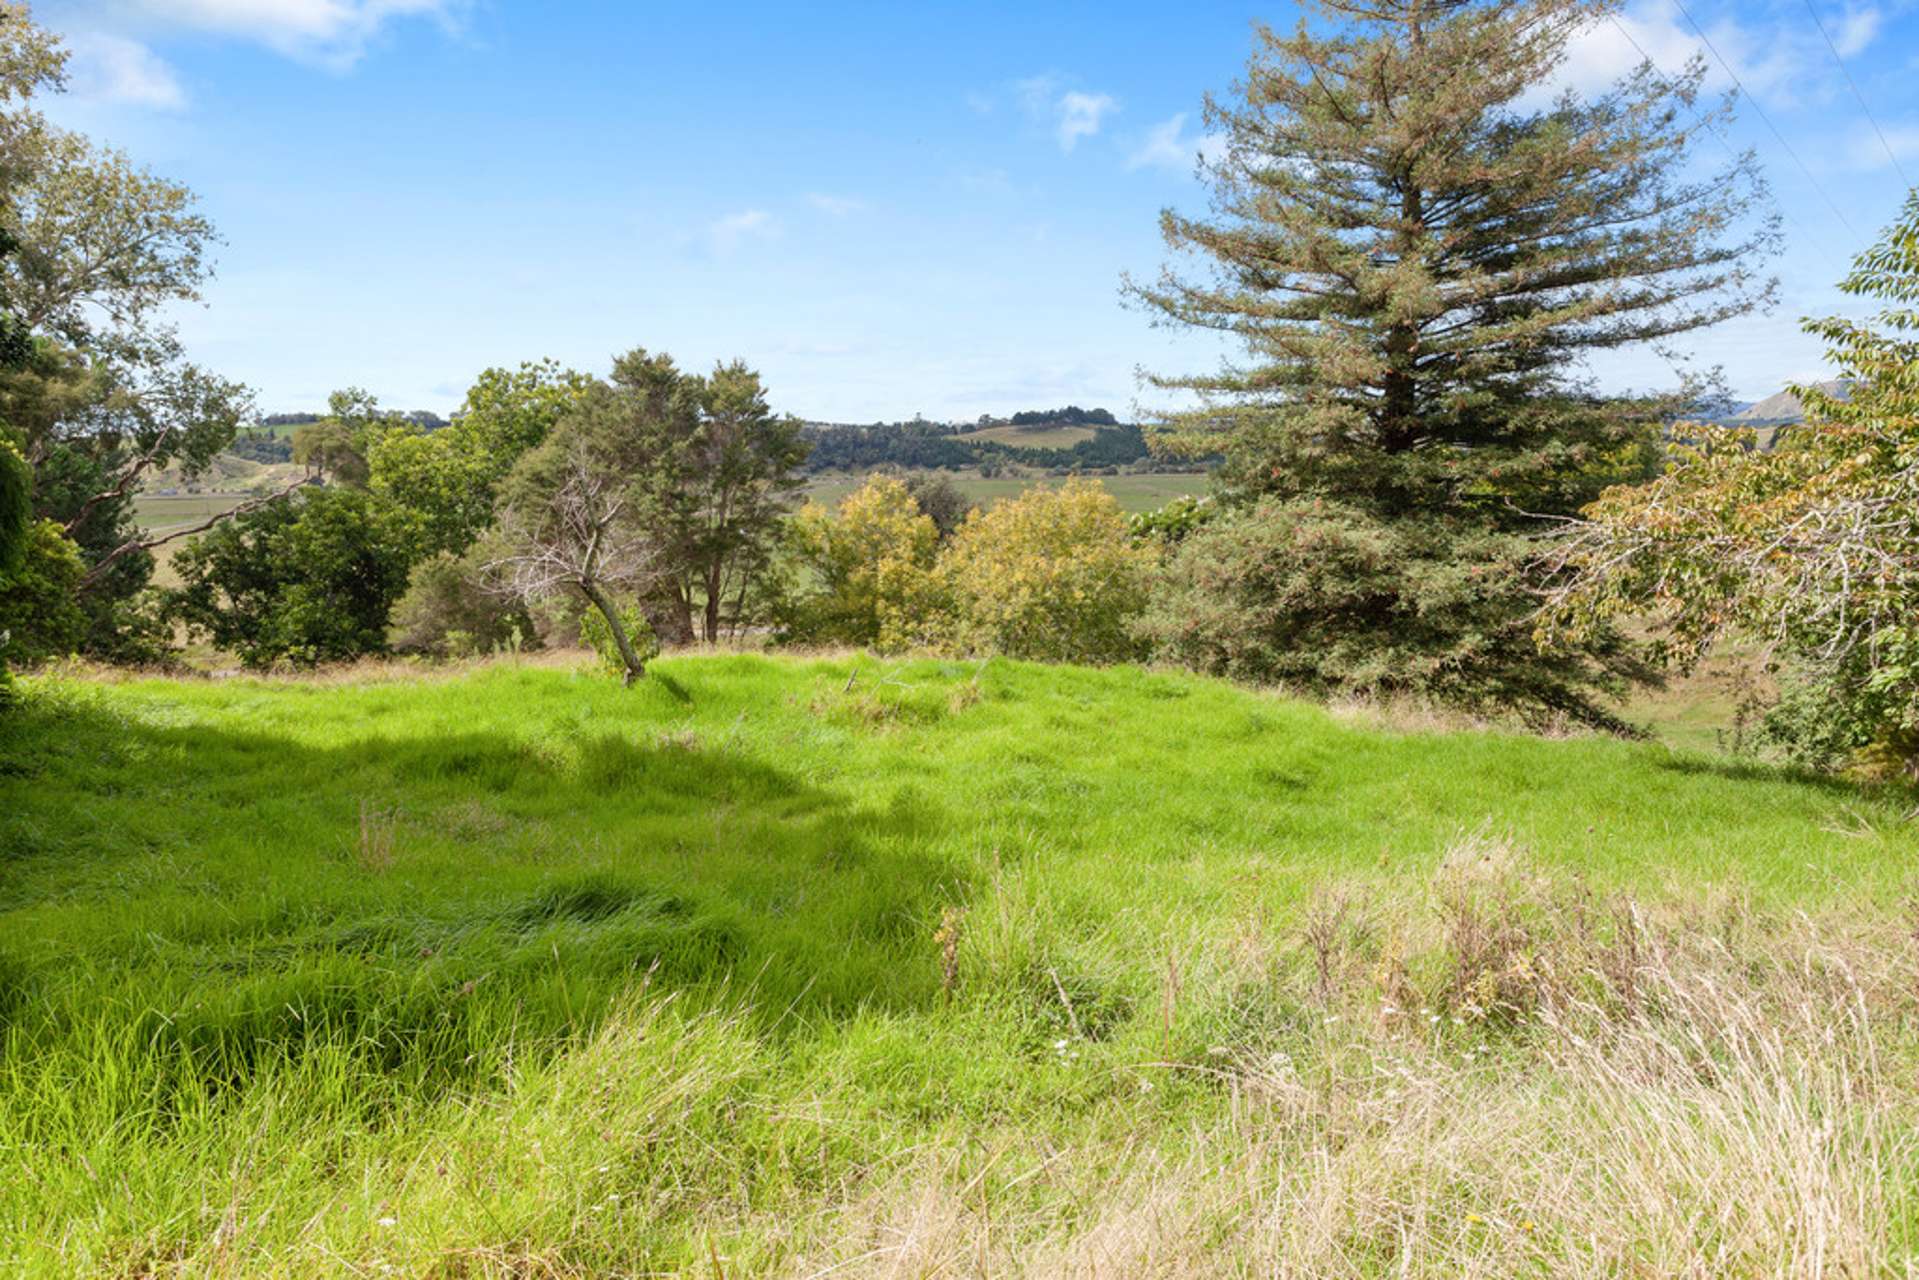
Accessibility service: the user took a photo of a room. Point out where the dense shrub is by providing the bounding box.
[1128,494,1216,545]
[389,550,536,658]
[927,478,1155,664]
[1751,650,1919,780]
[0,438,26,582]
[900,470,975,539]
[1141,499,1643,725]
[579,601,660,676]
[0,437,28,700]
[0,519,86,665]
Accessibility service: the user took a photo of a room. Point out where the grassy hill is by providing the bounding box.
[139,453,304,498]
[3,655,1916,1275]
[954,422,1101,449]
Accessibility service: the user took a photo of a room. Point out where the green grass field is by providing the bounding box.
[802,468,1209,514]
[3,654,1917,1275]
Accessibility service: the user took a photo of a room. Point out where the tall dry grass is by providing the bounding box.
[761,833,1919,1279]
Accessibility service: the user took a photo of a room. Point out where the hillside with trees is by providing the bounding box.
[797,408,1184,474]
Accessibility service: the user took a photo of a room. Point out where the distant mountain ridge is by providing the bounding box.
[1730,379,1852,425]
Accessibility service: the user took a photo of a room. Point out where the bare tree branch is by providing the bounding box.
[79,475,310,591]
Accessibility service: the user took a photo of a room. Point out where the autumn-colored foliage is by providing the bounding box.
[1547,192,1919,773]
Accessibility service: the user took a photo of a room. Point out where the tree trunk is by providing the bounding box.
[703,565,721,644]
[1381,179,1424,455]
[578,578,647,685]
[641,591,695,647]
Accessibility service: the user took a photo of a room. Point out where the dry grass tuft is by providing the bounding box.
[354,799,397,873]
[760,835,1919,1278]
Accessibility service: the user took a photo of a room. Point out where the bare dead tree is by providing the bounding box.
[484,438,667,685]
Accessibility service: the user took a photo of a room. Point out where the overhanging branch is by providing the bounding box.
[79,475,311,591]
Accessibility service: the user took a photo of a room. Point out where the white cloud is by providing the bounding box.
[1008,75,1119,152]
[1538,2,1811,110]
[65,32,185,110]
[1126,112,1226,173]
[121,0,465,70]
[1014,74,1061,117]
[1846,120,1919,168]
[708,209,779,253]
[805,193,865,216]
[1055,90,1117,151]
[1833,6,1880,57]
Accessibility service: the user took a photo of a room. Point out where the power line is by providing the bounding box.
[1799,0,1911,190]
[1667,0,1859,241]
[1606,14,1842,275]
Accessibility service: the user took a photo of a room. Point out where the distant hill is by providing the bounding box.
[1731,379,1851,425]
[956,422,1100,449]
[799,407,1187,473]
[254,410,448,439]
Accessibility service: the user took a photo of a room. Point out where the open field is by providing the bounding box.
[952,423,1100,449]
[801,468,1209,514]
[3,654,1917,1275]
[129,496,257,591]
[130,493,253,535]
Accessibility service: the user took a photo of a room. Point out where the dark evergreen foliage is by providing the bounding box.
[1130,0,1774,725]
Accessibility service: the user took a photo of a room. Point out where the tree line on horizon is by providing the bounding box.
[212,406,1174,474]
[3,0,1918,777]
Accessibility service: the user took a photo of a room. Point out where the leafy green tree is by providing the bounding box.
[643,355,808,643]
[291,418,368,487]
[0,515,85,662]
[168,489,413,667]
[5,342,249,640]
[0,6,255,658]
[0,441,21,700]
[900,469,975,539]
[1128,0,1773,724]
[1547,192,1919,773]
[369,359,593,558]
[0,434,24,580]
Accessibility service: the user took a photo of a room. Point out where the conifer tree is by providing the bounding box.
[1133,0,1776,724]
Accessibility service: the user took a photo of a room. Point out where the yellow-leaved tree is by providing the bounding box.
[782,474,940,650]
[928,478,1156,663]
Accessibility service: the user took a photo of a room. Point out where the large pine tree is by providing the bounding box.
[1133,0,1776,725]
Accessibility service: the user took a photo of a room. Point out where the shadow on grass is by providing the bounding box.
[1653,750,1909,802]
[648,669,695,705]
[0,688,969,1098]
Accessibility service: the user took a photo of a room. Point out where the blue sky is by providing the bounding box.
[29,0,1919,421]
